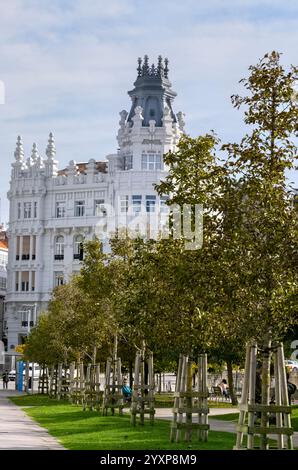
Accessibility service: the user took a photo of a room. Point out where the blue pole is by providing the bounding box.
[17,361,24,392]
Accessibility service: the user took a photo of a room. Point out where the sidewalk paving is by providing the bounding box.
[0,390,64,450]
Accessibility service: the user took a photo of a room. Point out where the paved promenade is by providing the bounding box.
[0,390,64,450]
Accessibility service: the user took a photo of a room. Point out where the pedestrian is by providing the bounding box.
[122,378,132,403]
[287,372,297,405]
[218,379,229,399]
[2,370,9,389]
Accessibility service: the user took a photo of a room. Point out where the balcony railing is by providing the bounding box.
[32,254,36,260]
[54,254,64,261]
[21,254,30,260]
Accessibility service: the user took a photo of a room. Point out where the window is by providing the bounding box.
[0,276,6,290]
[141,153,162,170]
[160,196,169,213]
[34,202,37,218]
[94,199,106,216]
[31,272,35,291]
[0,252,7,268]
[54,272,64,287]
[74,200,85,217]
[56,201,66,218]
[17,202,21,219]
[21,271,29,292]
[15,272,19,291]
[132,195,142,214]
[22,236,30,260]
[74,235,84,260]
[54,236,64,260]
[31,236,36,260]
[124,155,133,170]
[146,195,156,213]
[149,109,155,117]
[120,195,129,213]
[20,309,31,328]
[24,202,32,219]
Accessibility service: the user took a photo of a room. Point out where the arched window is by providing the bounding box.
[54,235,64,260]
[74,234,84,260]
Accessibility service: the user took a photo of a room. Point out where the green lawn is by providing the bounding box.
[11,395,235,450]
[212,406,298,432]
[154,393,236,409]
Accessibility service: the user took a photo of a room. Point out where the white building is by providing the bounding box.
[5,56,185,351]
[0,228,8,346]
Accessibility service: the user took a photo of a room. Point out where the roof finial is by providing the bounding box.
[46,132,56,159]
[31,142,39,163]
[143,55,149,75]
[150,63,156,75]
[14,135,24,162]
[137,57,142,76]
[164,58,169,78]
[157,55,163,76]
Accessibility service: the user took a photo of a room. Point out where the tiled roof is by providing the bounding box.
[0,240,8,250]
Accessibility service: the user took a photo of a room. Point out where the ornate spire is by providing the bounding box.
[135,55,169,79]
[14,136,24,162]
[137,57,142,76]
[142,55,149,75]
[31,142,39,163]
[46,132,56,159]
[157,55,163,76]
[164,58,169,78]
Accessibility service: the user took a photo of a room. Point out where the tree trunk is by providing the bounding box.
[227,360,238,405]
[260,336,271,450]
[129,360,133,389]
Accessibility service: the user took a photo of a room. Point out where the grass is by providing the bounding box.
[154,393,236,409]
[212,406,298,432]
[10,395,236,450]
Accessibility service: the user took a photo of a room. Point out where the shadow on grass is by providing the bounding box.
[11,394,237,450]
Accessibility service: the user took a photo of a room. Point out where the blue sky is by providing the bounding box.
[0,0,297,223]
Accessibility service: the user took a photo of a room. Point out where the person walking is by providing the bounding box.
[2,370,9,389]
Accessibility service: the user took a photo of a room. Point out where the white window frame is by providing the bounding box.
[56,201,66,218]
[24,202,32,219]
[120,195,129,213]
[74,200,85,217]
[141,153,162,171]
[74,235,84,258]
[54,272,64,287]
[132,195,142,214]
[94,199,106,216]
[124,155,133,170]
[55,236,64,256]
[146,195,156,213]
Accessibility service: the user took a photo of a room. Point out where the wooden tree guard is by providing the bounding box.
[38,364,49,394]
[83,363,102,411]
[70,362,85,405]
[102,356,124,415]
[170,354,209,443]
[130,349,155,426]
[49,365,58,398]
[235,342,294,450]
[56,363,70,400]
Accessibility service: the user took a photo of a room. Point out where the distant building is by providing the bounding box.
[0,227,8,347]
[5,56,185,351]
